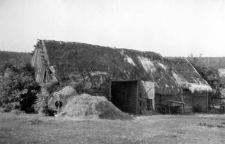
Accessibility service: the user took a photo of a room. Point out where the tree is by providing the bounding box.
[188,57,223,97]
[0,60,40,113]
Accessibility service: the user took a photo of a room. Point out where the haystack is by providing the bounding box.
[59,94,132,120]
[53,86,77,98]
[48,86,78,110]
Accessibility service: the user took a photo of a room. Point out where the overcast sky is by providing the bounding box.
[0,0,225,57]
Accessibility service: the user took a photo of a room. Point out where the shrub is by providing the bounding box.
[34,81,59,115]
[0,61,40,113]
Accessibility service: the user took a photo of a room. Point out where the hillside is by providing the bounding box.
[188,57,225,69]
[0,51,31,64]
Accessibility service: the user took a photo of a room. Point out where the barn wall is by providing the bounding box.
[145,90,208,113]
[181,90,192,113]
[183,90,208,113]
[193,92,208,112]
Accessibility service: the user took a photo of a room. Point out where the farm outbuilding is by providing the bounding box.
[31,40,212,114]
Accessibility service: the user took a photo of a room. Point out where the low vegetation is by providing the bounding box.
[1,113,225,144]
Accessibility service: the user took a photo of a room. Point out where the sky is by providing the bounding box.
[0,0,225,57]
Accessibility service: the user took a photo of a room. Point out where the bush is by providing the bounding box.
[0,61,40,113]
[34,80,59,115]
[34,92,50,114]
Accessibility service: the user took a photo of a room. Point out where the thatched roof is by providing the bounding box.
[166,58,212,93]
[32,40,212,95]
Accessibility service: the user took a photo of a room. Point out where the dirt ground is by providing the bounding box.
[0,113,225,144]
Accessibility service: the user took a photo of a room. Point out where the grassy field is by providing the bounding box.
[1,113,225,144]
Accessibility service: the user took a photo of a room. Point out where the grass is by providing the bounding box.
[1,113,225,144]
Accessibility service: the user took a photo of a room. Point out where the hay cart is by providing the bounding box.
[157,99,185,114]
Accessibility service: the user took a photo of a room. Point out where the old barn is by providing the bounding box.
[31,40,212,114]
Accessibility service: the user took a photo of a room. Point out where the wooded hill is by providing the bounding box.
[188,57,225,69]
[0,51,31,64]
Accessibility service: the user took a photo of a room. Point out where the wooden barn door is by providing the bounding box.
[139,81,155,114]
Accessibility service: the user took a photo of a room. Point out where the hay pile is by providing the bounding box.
[48,86,78,110]
[59,94,132,120]
[53,86,77,98]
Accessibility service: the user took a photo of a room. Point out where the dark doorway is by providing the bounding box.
[111,80,138,114]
